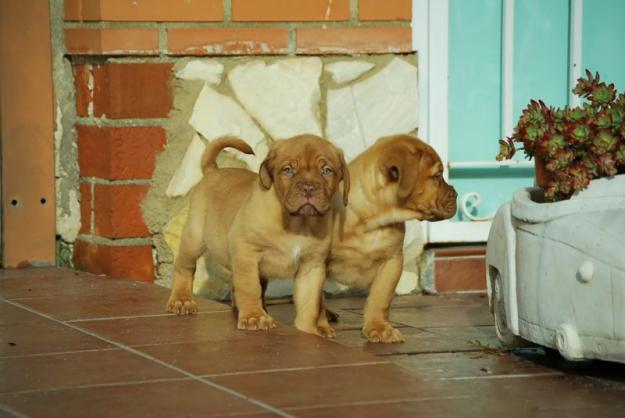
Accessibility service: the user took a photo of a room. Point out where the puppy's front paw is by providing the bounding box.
[237,311,276,331]
[363,320,405,343]
[166,296,198,315]
[317,323,336,339]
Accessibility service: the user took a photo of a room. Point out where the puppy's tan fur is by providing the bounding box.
[166,135,348,337]
[328,134,457,342]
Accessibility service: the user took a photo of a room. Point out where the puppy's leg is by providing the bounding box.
[363,255,405,343]
[316,294,336,338]
[232,248,276,331]
[166,223,205,315]
[294,264,334,338]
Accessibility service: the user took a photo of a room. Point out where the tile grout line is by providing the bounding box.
[439,372,564,381]
[0,403,28,418]
[202,361,390,378]
[3,299,293,418]
[0,377,190,397]
[66,309,231,323]
[283,394,473,412]
[0,347,121,360]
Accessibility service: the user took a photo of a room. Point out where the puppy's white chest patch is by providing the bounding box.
[292,245,301,263]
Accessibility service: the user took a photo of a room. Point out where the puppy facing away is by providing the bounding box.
[328,134,457,343]
[166,135,349,337]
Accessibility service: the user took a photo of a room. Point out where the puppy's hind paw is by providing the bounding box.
[166,297,198,315]
[363,320,405,343]
[237,312,277,331]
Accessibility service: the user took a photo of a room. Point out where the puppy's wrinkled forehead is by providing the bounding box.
[274,135,339,167]
[417,142,444,173]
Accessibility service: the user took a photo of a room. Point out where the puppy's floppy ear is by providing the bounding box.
[337,149,350,206]
[259,148,275,190]
[380,146,421,199]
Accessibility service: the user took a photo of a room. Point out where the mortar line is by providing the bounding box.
[89,181,95,234]
[75,117,168,127]
[350,0,359,23]
[3,299,293,418]
[64,21,410,30]
[76,234,154,246]
[158,24,168,56]
[223,0,232,22]
[79,177,152,186]
[287,23,296,55]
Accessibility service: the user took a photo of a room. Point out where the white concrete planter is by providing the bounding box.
[486,174,625,363]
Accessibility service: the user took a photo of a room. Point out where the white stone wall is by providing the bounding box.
[163,55,422,299]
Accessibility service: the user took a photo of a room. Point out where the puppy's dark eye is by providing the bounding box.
[321,166,334,176]
[282,165,294,176]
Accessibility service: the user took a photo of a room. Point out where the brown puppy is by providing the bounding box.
[328,134,457,342]
[166,135,349,337]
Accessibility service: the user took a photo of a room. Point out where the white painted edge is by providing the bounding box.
[427,0,449,172]
[569,0,583,107]
[449,160,533,169]
[412,0,429,142]
[501,0,515,138]
[425,220,492,243]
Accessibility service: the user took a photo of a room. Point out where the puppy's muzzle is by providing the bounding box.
[429,186,458,221]
[288,180,328,216]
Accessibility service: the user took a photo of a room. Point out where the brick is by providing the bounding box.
[92,63,173,118]
[167,28,289,55]
[73,240,154,282]
[434,245,486,258]
[296,27,412,54]
[232,0,349,21]
[65,28,159,55]
[77,125,165,180]
[435,257,487,293]
[73,64,91,117]
[80,183,92,234]
[93,184,150,238]
[359,0,411,21]
[65,0,222,22]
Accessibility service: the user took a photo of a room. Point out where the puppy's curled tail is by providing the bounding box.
[200,136,255,172]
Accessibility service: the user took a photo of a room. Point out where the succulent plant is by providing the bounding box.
[497,70,625,201]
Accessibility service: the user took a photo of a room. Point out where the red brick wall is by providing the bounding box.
[67,0,413,282]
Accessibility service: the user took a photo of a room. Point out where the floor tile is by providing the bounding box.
[386,303,494,328]
[0,268,85,281]
[291,397,475,418]
[1,320,110,357]
[334,326,501,355]
[0,348,181,394]
[0,272,142,299]
[392,350,556,380]
[15,286,228,321]
[76,311,253,347]
[436,374,625,417]
[0,301,44,326]
[139,330,380,376]
[267,303,394,331]
[325,293,487,311]
[212,363,459,410]
[0,379,269,418]
[0,407,19,418]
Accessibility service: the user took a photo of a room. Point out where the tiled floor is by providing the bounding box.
[1,269,625,417]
